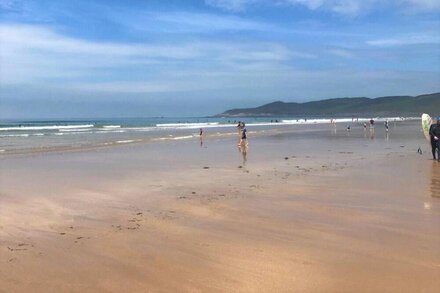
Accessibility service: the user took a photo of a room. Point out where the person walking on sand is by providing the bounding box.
[429,117,440,161]
[384,119,389,132]
[199,128,203,136]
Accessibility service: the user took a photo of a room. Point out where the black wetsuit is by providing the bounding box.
[429,124,440,160]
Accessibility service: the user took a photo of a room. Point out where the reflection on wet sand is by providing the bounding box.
[369,128,375,140]
[431,162,440,198]
[238,145,248,166]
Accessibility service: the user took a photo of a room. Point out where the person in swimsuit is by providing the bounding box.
[238,123,248,146]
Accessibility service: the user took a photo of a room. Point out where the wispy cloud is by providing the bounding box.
[0,0,19,10]
[327,48,354,58]
[109,10,274,33]
[152,11,273,31]
[205,0,440,16]
[367,34,440,47]
[0,24,312,92]
[204,0,257,12]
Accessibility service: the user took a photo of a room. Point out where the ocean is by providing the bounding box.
[0,116,414,154]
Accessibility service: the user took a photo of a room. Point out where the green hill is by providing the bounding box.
[217,93,440,117]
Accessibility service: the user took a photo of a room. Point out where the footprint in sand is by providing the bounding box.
[7,243,33,252]
[8,257,17,263]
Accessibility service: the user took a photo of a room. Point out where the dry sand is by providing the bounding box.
[1,123,439,292]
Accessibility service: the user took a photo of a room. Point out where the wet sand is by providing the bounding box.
[1,122,439,292]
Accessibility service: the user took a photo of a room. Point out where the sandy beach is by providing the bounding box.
[1,121,439,292]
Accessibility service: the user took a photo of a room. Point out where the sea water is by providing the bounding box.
[0,116,416,153]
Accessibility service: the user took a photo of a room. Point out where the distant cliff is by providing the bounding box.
[217,93,440,117]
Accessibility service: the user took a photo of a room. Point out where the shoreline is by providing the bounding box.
[0,118,420,157]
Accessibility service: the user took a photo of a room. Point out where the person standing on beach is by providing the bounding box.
[199,128,204,147]
[238,123,248,146]
[429,117,440,161]
[384,119,389,132]
[237,121,242,135]
[370,118,375,129]
[363,122,367,130]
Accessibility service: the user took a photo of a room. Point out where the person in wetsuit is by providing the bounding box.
[429,117,440,161]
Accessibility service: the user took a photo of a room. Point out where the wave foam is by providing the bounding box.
[156,122,219,129]
[0,133,30,137]
[0,124,94,131]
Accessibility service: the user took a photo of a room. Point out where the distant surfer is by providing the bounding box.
[429,117,440,161]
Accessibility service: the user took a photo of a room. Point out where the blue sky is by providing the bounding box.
[1,0,439,118]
